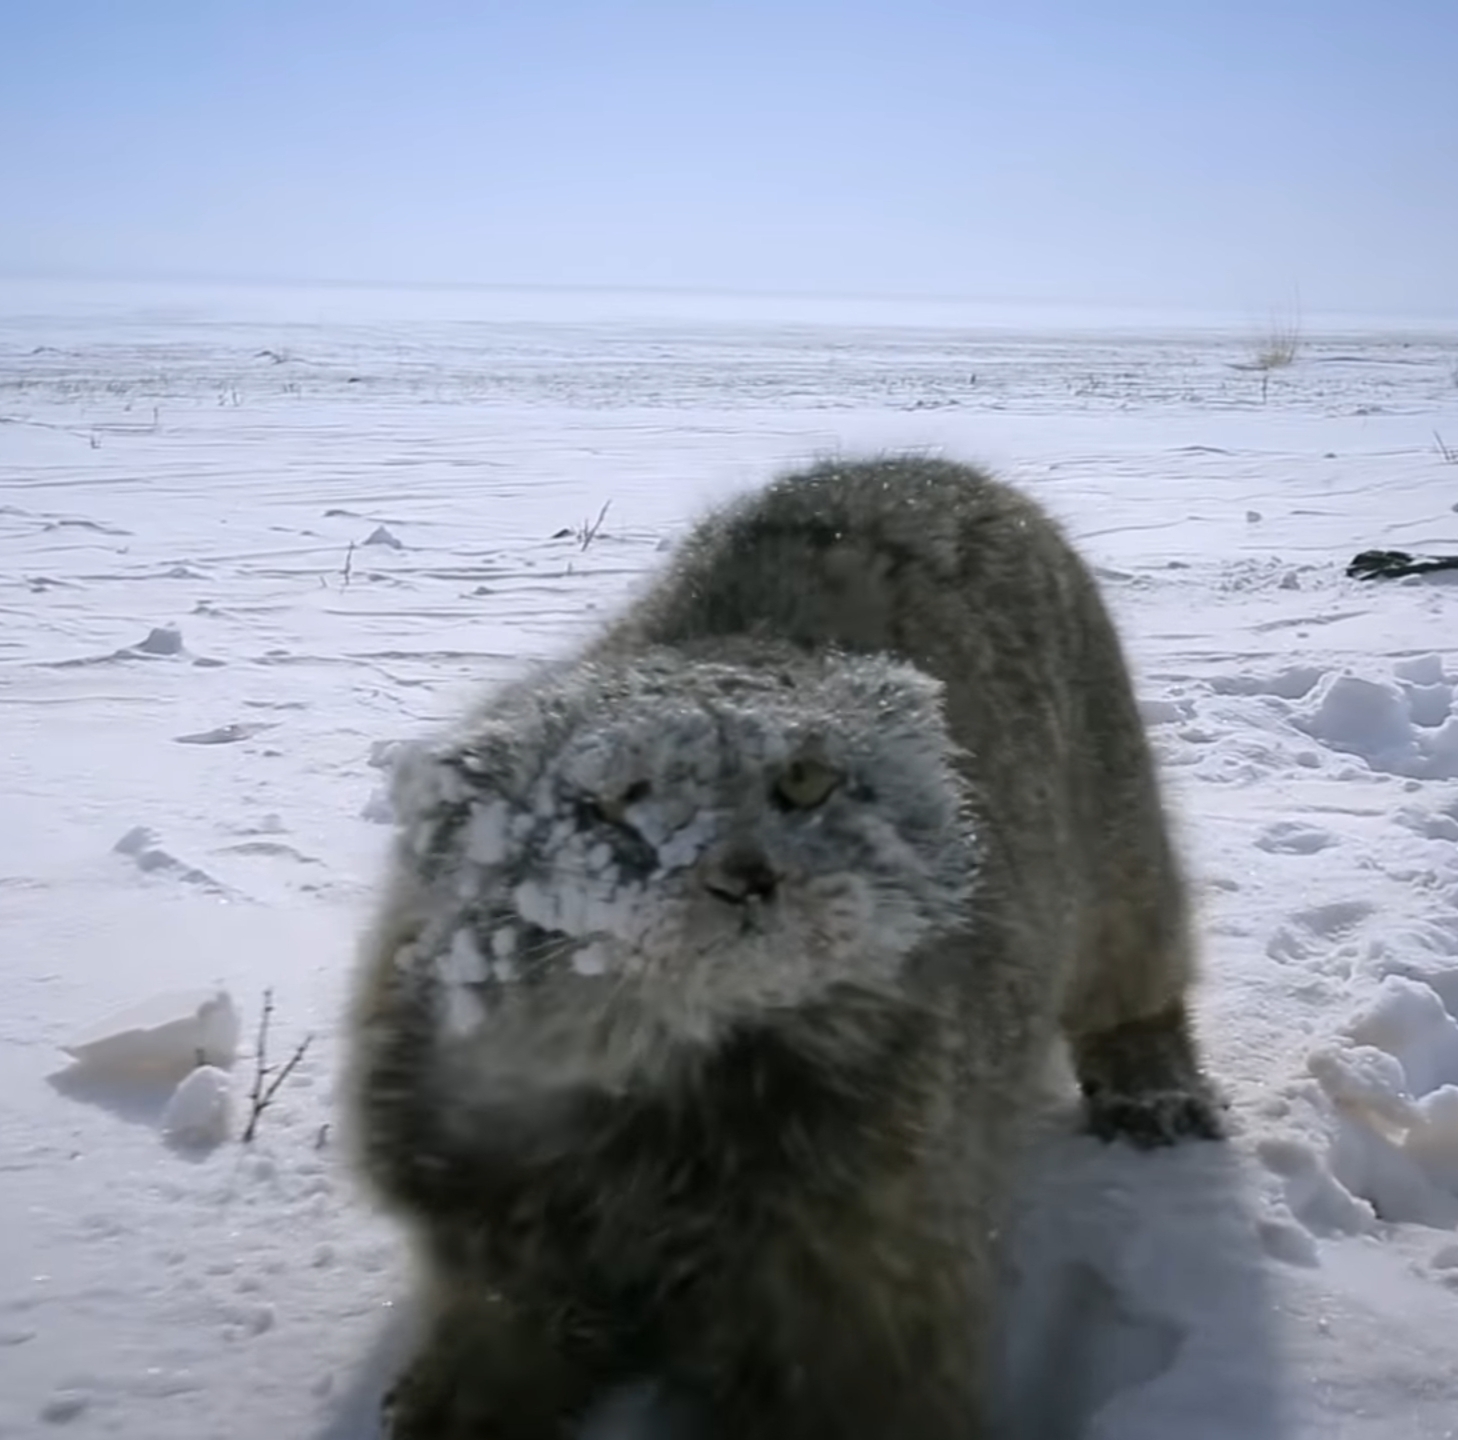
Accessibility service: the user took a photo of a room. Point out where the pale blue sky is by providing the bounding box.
[4,1,1455,314]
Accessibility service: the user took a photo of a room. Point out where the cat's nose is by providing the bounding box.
[700,844,779,905]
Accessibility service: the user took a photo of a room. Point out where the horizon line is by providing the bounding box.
[4,267,1457,333]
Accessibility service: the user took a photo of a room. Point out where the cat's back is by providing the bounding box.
[599,455,1105,762]
[598,456,1169,962]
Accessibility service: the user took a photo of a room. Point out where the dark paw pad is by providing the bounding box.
[1083,1086,1226,1148]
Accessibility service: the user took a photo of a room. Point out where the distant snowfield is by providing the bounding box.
[1,281,1456,1438]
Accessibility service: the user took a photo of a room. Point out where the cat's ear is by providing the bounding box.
[389,729,511,828]
[385,739,439,820]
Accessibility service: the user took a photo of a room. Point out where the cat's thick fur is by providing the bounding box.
[345,456,1221,1440]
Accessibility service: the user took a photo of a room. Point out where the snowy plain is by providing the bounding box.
[2,278,1457,1438]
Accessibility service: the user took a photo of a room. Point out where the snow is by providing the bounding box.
[1296,670,1458,779]
[60,988,241,1075]
[2,278,1458,1437]
[160,1066,234,1150]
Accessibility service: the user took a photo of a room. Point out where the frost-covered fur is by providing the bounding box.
[384,646,974,1100]
[345,456,1222,1440]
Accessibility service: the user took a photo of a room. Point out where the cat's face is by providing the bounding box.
[388,648,975,1078]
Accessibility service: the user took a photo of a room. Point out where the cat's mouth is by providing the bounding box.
[723,902,771,940]
[530,880,796,981]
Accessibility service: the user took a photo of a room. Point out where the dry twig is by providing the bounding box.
[578,499,612,551]
[241,989,314,1143]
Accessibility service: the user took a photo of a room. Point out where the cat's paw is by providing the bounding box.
[1082,1083,1227,1148]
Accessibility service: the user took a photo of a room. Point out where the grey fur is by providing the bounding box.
[345,455,1221,1440]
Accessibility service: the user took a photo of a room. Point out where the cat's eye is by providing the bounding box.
[773,757,842,811]
[587,779,651,825]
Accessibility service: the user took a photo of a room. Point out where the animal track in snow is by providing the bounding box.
[1146,658,1458,791]
[1255,821,1340,855]
[1292,899,1376,941]
[1264,901,1376,972]
[1207,665,1326,701]
[1394,805,1458,843]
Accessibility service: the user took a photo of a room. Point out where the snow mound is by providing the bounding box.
[161,1064,234,1147]
[1295,672,1458,779]
[1139,696,1195,727]
[1208,665,1325,701]
[1306,976,1458,1228]
[173,721,276,745]
[1255,1135,1377,1237]
[131,623,184,656]
[1345,975,1458,1096]
[61,988,241,1076]
[1393,653,1448,687]
[995,1131,1286,1440]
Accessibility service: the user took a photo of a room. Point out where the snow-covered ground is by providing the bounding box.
[2,280,1457,1438]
